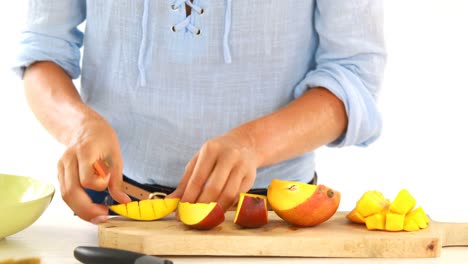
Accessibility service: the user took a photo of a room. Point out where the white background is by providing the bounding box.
[0,1,467,221]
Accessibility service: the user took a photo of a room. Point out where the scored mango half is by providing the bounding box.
[347,189,429,232]
[109,198,180,221]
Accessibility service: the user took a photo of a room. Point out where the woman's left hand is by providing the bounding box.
[168,128,258,210]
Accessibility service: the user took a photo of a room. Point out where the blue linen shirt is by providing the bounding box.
[13,0,386,188]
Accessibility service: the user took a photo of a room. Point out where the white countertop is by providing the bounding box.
[0,198,467,264]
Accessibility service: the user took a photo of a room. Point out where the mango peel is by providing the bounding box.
[347,189,429,232]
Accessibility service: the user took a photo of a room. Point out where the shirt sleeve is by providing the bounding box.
[293,0,387,147]
[11,0,86,79]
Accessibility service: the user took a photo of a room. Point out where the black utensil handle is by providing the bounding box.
[74,246,172,264]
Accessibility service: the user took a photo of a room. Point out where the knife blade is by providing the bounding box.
[74,246,173,264]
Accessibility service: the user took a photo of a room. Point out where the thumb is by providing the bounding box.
[167,187,183,199]
[108,178,132,204]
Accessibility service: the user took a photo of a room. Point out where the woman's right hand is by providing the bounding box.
[57,115,131,223]
[22,61,131,223]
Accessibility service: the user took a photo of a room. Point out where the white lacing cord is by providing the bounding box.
[137,0,150,86]
[171,0,233,64]
[171,0,204,35]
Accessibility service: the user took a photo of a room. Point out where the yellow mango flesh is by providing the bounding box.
[177,202,217,226]
[389,189,416,215]
[109,198,180,221]
[385,212,404,231]
[267,180,316,211]
[355,191,389,217]
[346,208,366,224]
[349,189,429,232]
[403,218,420,231]
[405,206,429,229]
[139,200,156,220]
[365,212,385,230]
[127,201,141,219]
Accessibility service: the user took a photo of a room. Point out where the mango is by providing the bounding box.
[365,212,386,230]
[349,189,429,232]
[385,212,404,231]
[389,189,416,215]
[354,190,389,218]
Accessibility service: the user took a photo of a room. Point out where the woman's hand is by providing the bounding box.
[169,128,258,210]
[57,115,131,222]
[23,61,131,222]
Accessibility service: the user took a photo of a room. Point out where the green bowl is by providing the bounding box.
[0,174,55,239]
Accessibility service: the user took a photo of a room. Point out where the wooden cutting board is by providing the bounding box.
[98,211,468,258]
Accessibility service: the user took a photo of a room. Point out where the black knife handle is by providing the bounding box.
[74,246,173,264]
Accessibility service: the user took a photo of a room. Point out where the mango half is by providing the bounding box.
[267,179,340,227]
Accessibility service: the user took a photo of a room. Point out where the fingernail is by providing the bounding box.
[90,215,110,225]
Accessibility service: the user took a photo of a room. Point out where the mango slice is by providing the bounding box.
[109,198,180,221]
[348,189,429,232]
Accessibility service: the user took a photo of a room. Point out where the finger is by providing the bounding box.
[220,166,257,211]
[216,165,244,211]
[72,188,110,222]
[180,146,217,203]
[196,152,238,203]
[77,153,110,191]
[239,168,256,194]
[107,154,131,204]
[167,152,199,198]
[61,153,108,221]
[57,160,66,197]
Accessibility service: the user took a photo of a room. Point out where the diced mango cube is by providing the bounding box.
[389,189,416,215]
[365,212,386,230]
[356,191,389,217]
[403,218,420,232]
[346,208,366,224]
[385,212,404,231]
[406,206,429,229]
[413,206,430,224]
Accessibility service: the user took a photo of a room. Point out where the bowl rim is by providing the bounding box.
[0,173,55,208]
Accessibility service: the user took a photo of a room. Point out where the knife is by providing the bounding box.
[74,246,173,264]
[93,159,162,202]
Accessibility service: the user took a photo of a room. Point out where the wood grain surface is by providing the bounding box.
[98,212,468,258]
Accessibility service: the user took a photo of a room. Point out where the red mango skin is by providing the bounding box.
[186,203,225,230]
[235,196,268,228]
